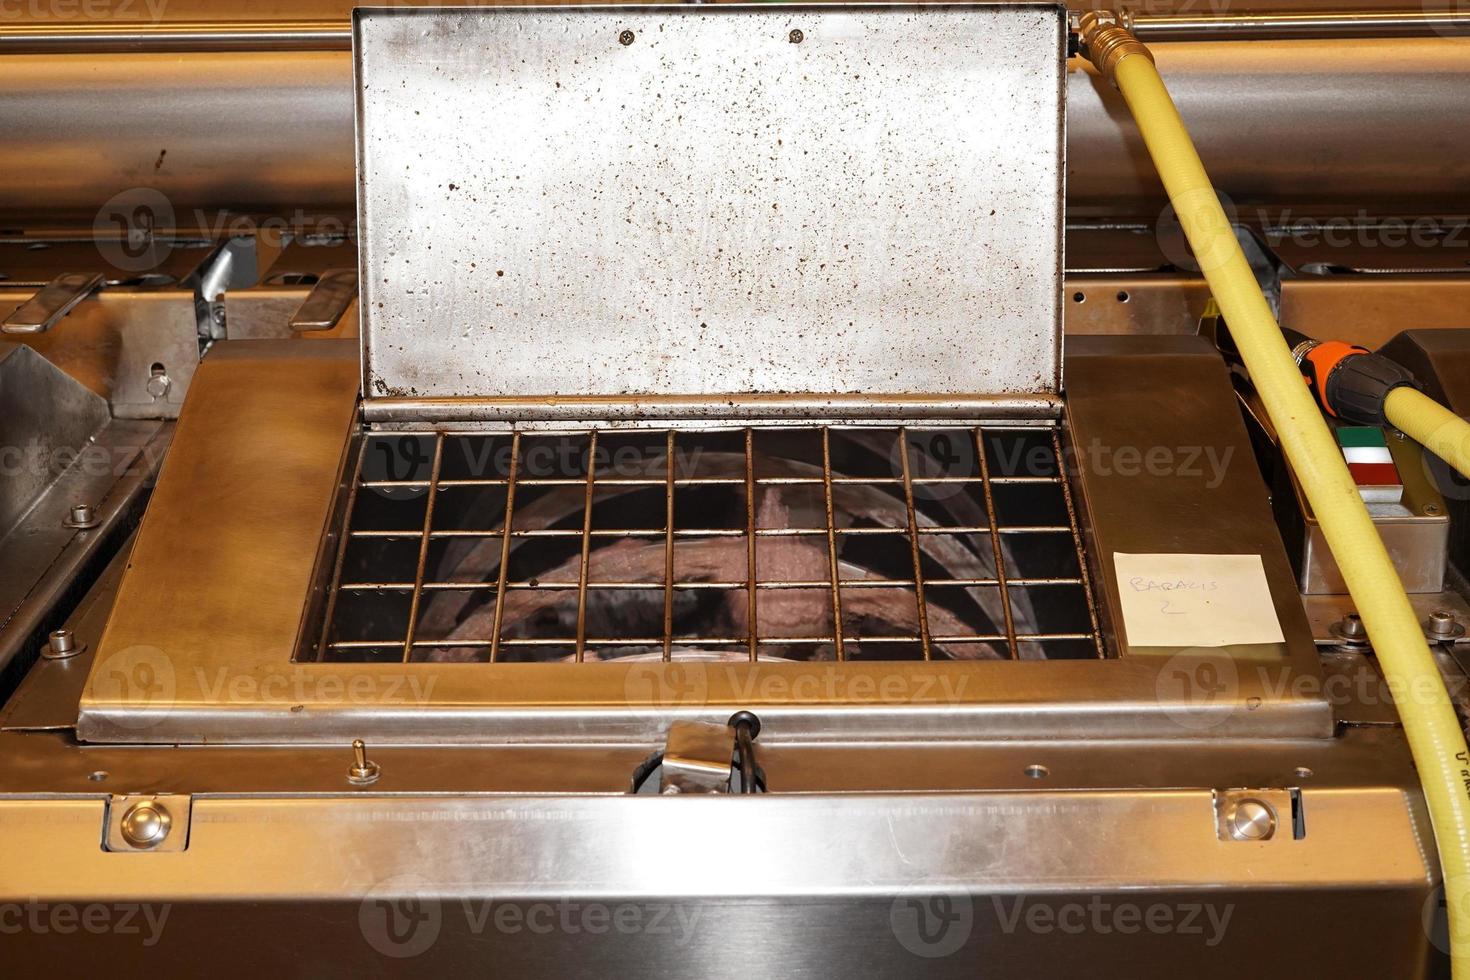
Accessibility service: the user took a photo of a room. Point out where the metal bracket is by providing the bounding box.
[659,721,735,794]
[657,714,765,794]
[289,267,357,332]
[2,272,104,334]
[103,793,191,852]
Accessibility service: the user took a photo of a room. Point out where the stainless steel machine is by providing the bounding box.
[2,3,1469,976]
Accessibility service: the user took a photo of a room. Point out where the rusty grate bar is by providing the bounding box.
[974,426,1018,660]
[399,433,444,662]
[1052,426,1107,659]
[314,424,1104,664]
[897,427,934,661]
[488,431,521,664]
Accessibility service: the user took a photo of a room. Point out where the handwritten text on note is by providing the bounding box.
[1113,553,1285,648]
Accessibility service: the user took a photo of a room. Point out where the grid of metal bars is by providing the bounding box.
[309,425,1105,664]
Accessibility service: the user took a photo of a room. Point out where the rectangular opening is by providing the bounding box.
[304,424,1104,665]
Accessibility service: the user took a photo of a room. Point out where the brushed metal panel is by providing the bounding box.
[355,5,1066,409]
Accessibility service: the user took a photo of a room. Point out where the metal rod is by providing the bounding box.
[400,434,445,663]
[820,427,846,661]
[312,436,368,662]
[488,432,521,664]
[0,21,353,54]
[1129,9,1470,41]
[328,632,1095,652]
[974,427,1019,660]
[663,430,675,663]
[574,431,599,662]
[744,428,759,662]
[1051,427,1106,659]
[897,429,933,661]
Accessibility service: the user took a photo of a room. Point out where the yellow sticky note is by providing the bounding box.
[1113,553,1285,648]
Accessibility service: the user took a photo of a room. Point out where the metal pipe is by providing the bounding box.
[1130,9,1470,41]
[0,21,350,54]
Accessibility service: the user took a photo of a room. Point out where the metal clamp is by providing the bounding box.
[656,713,765,794]
[289,267,358,332]
[1,272,104,334]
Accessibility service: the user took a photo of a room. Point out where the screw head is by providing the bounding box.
[119,801,172,849]
[146,371,172,399]
[788,28,804,44]
[1227,799,1276,841]
[618,29,635,46]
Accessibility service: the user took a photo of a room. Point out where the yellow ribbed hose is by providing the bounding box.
[1387,386,1470,483]
[1108,51,1470,972]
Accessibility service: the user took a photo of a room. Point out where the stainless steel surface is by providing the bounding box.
[78,338,1335,744]
[0,343,109,535]
[356,6,1066,413]
[0,289,203,420]
[1272,421,1451,594]
[5,38,1470,223]
[310,424,1103,665]
[0,51,354,224]
[0,272,104,334]
[1067,36,1470,219]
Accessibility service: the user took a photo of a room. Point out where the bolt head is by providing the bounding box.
[119,801,171,849]
[63,503,100,529]
[1227,799,1277,841]
[146,373,172,399]
[43,628,83,660]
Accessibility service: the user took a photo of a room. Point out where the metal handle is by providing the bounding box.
[288,268,358,333]
[1,272,104,334]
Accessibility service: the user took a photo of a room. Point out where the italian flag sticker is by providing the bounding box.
[1336,426,1404,504]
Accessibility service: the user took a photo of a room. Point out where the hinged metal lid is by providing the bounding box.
[355,5,1066,418]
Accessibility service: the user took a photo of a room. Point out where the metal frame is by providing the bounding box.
[75,339,1333,744]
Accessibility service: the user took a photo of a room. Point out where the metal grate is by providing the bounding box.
[306,425,1104,664]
